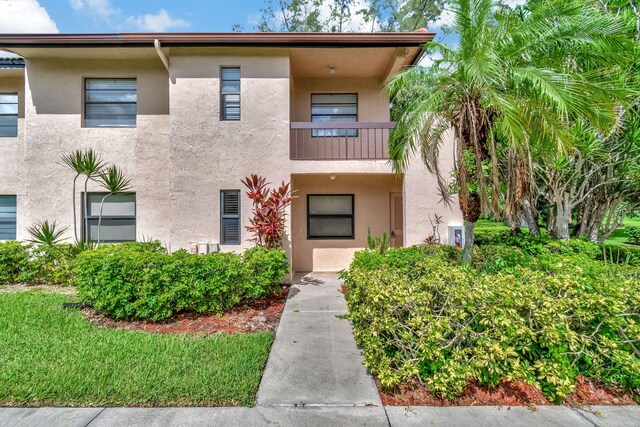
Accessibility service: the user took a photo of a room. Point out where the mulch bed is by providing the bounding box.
[83,285,289,335]
[379,376,638,407]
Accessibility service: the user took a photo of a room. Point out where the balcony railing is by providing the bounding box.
[290,122,394,160]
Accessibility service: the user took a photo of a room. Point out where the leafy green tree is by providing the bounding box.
[252,0,443,32]
[386,0,632,262]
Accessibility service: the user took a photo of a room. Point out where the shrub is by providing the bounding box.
[626,226,640,245]
[0,241,76,285]
[0,241,35,284]
[74,245,289,321]
[344,245,640,402]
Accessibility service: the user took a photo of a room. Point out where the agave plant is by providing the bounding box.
[95,165,132,246]
[27,220,68,246]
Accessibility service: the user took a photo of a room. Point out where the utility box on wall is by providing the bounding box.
[448,225,465,248]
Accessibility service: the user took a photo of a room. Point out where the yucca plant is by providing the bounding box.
[60,150,85,242]
[95,165,132,246]
[81,149,105,243]
[27,220,68,246]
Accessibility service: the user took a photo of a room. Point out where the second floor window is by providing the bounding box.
[84,78,137,128]
[311,93,357,137]
[221,67,241,121]
[0,93,18,137]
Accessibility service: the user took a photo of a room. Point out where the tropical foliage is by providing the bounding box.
[242,174,295,249]
[344,242,640,401]
[386,0,638,261]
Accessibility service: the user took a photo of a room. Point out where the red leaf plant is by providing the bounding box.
[242,174,296,249]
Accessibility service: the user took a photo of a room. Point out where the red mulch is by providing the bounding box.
[379,377,638,407]
[83,285,289,335]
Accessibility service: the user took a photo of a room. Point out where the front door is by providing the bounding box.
[390,192,403,247]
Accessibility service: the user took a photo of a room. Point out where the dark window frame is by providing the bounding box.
[0,93,18,137]
[82,192,136,243]
[220,189,241,245]
[310,93,358,138]
[0,195,17,240]
[307,194,355,240]
[220,67,241,121]
[83,78,137,128]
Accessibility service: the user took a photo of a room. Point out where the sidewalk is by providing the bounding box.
[256,272,382,407]
[2,273,639,426]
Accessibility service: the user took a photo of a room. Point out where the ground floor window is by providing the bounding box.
[221,190,240,244]
[0,195,16,240]
[83,193,136,243]
[307,194,354,239]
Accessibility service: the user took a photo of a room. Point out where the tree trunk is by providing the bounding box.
[522,198,540,236]
[83,177,90,243]
[555,194,571,241]
[462,220,475,265]
[96,194,110,247]
[71,174,79,243]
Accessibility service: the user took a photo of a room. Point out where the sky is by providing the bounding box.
[0,0,526,57]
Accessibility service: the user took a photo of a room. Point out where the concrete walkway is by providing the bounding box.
[256,272,382,407]
[3,272,640,426]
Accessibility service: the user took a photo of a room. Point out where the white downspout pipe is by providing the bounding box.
[154,39,169,72]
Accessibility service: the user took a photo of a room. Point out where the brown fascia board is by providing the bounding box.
[0,32,434,51]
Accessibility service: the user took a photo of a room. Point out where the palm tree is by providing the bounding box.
[386,0,632,263]
[80,149,105,243]
[60,150,85,242]
[94,165,131,246]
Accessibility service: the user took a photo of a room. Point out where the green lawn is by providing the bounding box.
[604,217,640,245]
[0,292,273,407]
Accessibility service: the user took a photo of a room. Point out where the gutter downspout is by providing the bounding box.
[154,39,169,72]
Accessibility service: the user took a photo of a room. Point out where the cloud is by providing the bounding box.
[69,0,189,32]
[125,9,190,32]
[0,0,59,33]
[69,0,117,20]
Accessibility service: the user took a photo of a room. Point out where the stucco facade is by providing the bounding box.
[0,32,462,273]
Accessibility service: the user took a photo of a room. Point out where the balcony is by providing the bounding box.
[290,122,394,160]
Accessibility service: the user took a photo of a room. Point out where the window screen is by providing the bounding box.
[221,190,240,244]
[83,193,136,243]
[221,67,240,121]
[0,93,18,137]
[84,79,137,127]
[307,194,354,239]
[0,196,16,240]
[311,93,357,137]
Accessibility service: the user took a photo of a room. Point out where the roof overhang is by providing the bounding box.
[0,32,435,50]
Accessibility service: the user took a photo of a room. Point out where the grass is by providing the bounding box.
[604,217,640,245]
[0,292,274,407]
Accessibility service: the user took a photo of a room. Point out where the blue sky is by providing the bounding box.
[0,0,270,34]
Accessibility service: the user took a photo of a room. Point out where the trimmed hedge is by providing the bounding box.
[344,244,640,402]
[74,244,289,321]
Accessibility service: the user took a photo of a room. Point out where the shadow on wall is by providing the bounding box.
[26,59,169,116]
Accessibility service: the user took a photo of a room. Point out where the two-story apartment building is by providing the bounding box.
[0,32,462,273]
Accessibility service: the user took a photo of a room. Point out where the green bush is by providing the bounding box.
[344,245,640,402]
[0,241,76,285]
[599,243,640,267]
[0,241,34,284]
[626,226,640,245]
[74,245,289,321]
